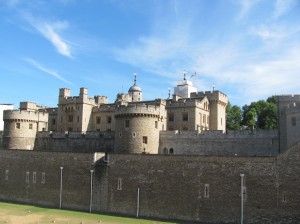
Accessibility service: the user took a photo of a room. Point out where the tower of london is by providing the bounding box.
[1,75,300,224]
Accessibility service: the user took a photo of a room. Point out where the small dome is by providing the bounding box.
[128,84,142,92]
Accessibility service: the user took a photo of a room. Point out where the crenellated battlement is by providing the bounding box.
[3,110,48,122]
[115,104,163,117]
[277,95,300,102]
[160,129,278,139]
[167,98,204,108]
[191,90,228,104]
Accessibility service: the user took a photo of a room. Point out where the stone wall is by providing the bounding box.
[0,150,101,211]
[159,130,279,156]
[34,131,114,153]
[0,147,300,223]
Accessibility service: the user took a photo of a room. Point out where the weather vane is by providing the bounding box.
[134,72,138,84]
[183,70,187,80]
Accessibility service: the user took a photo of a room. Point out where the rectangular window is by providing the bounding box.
[33,172,36,184]
[96,116,101,124]
[117,177,122,190]
[52,119,56,125]
[16,123,20,129]
[292,117,296,126]
[282,192,287,202]
[68,115,73,122]
[168,112,174,122]
[29,123,33,129]
[125,120,130,128]
[5,170,9,181]
[77,116,79,122]
[41,172,46,184]
[26,172,30,183]
[204,184,209,198]
[143,136,148,144]
[203,115,206,124]
[107,116,112,124]
[155,121,158,129]
[182,112,188,121]
[199,113,202,125]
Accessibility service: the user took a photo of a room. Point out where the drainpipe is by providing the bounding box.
[240,173,244,224]
[59,167,64,209]
[136,188,140,218]
[90,169,94,213]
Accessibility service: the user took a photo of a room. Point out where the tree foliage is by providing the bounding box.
[226,96,278,130]
[226,102,242,130]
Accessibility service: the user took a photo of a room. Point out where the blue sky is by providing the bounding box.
[0,0,299,108]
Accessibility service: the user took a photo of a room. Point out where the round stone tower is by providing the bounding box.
[2,103,48,150]
[114,102,166,154]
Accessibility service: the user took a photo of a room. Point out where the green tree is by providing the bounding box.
[244,107,257,130]
[226,102,242,130]
[241,96,278,130]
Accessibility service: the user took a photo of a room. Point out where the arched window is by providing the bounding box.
[169,148,174,154]
[163,147,168,154]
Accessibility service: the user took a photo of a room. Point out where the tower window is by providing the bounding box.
[168,112,174,122]
[96,116,101,124]
[155,121,158,129]
[291,117,296,126]
[52,119,56,125]
[182,112,188,121]
[16,123,20,129]
[68,115,73,122]
[143,136,148,144]
[107,116,112,124]
[125,120,130,128]
[29,123,33,129]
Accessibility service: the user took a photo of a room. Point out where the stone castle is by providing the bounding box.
[1,75,300,223]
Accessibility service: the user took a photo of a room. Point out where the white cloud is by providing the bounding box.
[236,0,261,21]
[41,23,72,57]
[23,58,74,85]
[22,13,73,58]
[273,0,298,18]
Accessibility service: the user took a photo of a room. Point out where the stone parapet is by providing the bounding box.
[115,104,162,117]
[3,110,48,122]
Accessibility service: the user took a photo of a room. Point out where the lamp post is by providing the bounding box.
[59,167,63,209]
[90,169,94,213]
[240,173,244,224]
[136,188,140,218]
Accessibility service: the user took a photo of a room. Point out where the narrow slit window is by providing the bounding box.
[204,184,209,198]
[117,177,122,190]
[5,170,9,181]
[33,172,36,184]
[41,172,46,184]
[26,172,30,183]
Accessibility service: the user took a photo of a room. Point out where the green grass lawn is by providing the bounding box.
[0,201,176,224]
